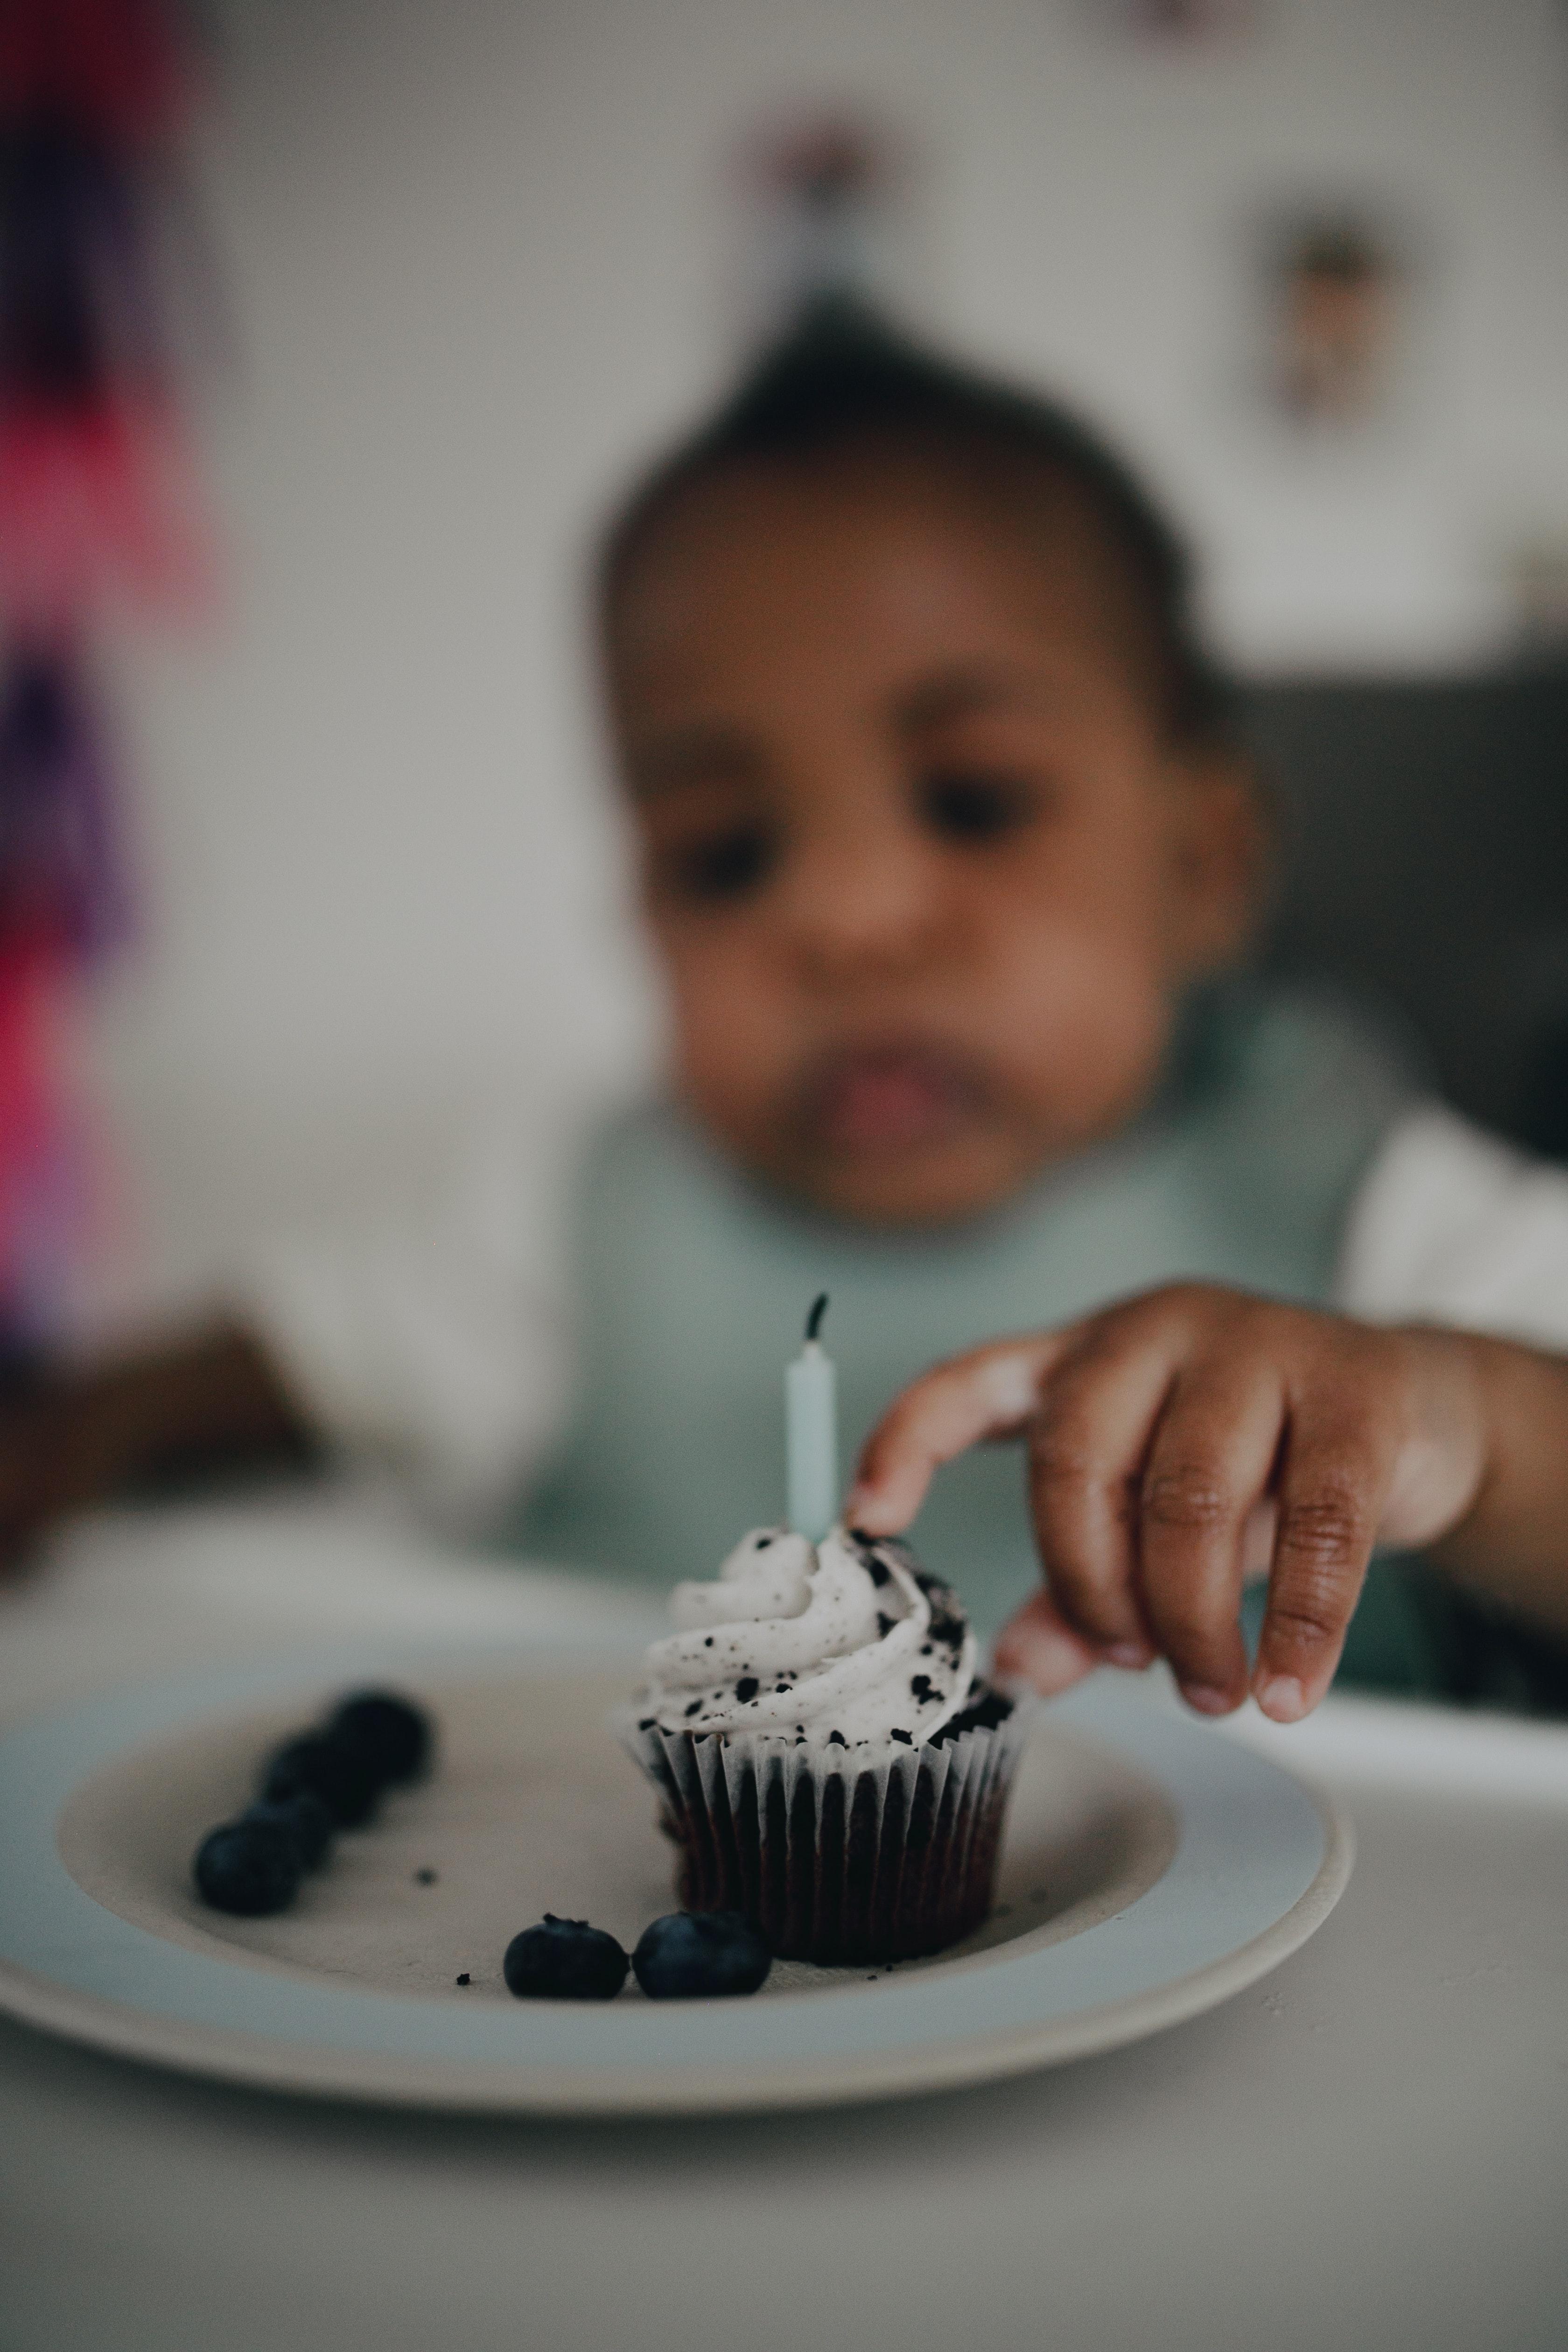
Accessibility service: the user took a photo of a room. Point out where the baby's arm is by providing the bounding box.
[0,1325,315,1566]
[847,1284,1568,1722]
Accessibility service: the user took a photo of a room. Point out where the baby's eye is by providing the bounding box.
[916,770,1040,845]
[660,823,777,905]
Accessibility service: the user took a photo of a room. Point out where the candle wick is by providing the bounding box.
[805,1292,829,1344]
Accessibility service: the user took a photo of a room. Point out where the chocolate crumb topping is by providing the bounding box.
[643,1521,979,1750]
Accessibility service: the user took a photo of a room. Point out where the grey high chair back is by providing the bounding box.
[1246,663,1568,1154]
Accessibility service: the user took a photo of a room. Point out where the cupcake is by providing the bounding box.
[618,1524,1031,1966]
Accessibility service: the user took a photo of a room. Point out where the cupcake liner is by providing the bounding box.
[618,1694,1033,1967]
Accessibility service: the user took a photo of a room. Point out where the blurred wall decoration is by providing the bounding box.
[1095,0,1255,45]
[1265,215,1402,428]
[1507,537,1568,658]
[0,0,213,1365]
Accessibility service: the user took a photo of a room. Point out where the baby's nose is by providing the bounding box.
[780,817,954,980]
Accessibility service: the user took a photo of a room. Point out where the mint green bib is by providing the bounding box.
[509,989,1409,1644]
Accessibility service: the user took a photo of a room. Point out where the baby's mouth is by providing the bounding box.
[799,1040,992,1155]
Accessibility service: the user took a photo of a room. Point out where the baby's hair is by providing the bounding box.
[599,294,1235,749]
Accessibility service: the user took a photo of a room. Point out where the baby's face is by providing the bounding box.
[606,454,1256,1226]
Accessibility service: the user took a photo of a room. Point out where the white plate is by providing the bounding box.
[0,1641,1350,2115]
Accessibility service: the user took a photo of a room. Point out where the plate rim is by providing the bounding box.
[0,1640,1354,2116]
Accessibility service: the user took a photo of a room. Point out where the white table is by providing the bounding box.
[2,1490,1565,2352]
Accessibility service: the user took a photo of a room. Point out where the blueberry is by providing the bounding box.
[632,1911,772,2000]
[193,1818,303,1916]
[328,1690,432,1786]
[502,1915,629,2001]
[242,1792,334,1869]
[261,1732,380,1827]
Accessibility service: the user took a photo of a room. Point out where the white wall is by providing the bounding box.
[89,0,1568,1316]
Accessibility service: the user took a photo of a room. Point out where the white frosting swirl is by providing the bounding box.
[637,1524,980,1750]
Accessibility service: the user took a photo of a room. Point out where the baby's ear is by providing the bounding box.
[1164,748,1272,975]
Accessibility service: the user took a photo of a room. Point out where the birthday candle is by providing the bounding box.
[786,1292,838,1542]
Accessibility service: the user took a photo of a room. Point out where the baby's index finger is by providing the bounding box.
[846,1337,1064,1534]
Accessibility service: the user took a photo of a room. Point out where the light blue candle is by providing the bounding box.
[786,1293,838,1542]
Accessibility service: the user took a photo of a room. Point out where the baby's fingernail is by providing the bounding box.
[1255,1674,1307,1722]
[996,1625,1089,1692]
[1104,1641,1151,1670]
[1178,1682,1234,1716]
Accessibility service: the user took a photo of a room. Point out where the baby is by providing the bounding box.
[7,301,1568,1722]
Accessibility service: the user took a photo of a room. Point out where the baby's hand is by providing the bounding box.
[0,1379,95,1572]
[0,1327,315,1574]
[847,1284,1493,1722]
